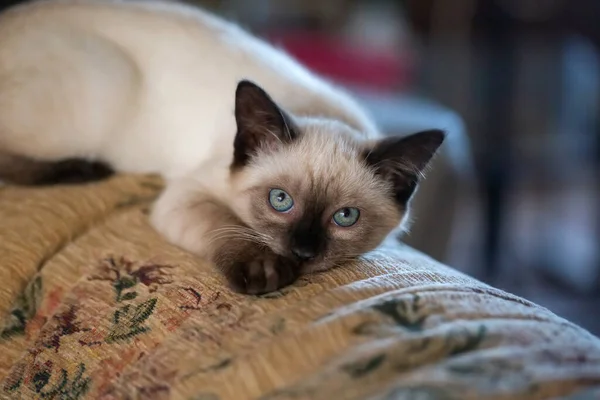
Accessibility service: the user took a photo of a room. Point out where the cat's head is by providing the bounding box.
[229,80,444,272]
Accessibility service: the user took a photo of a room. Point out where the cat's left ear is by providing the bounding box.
[233,80,297,168]
[364,129,445,205]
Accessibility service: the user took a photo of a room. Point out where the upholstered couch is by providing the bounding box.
[0,175,598,400]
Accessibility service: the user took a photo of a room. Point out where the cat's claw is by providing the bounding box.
[231,254,300,295]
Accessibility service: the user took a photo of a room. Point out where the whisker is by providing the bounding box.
[209,226,272,241]
[208,226,270,237]
[206,232,270,247]
[207,232,266,241]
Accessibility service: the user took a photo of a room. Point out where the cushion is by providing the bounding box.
[0,175,599,400]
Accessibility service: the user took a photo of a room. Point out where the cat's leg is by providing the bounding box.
[151,180,300,294]
[0,152,114,185]
[212,232,301,295]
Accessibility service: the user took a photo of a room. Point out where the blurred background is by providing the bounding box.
[3,0,599,335]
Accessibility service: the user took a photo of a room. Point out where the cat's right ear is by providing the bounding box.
[232,80,297,168]
[364,129,445,206]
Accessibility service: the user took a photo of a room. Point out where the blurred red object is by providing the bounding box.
[265,31,414,92]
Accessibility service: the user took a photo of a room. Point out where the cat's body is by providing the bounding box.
[0,0,444,294]
[0,0,376,177]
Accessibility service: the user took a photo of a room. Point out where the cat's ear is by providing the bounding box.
[364,129,445,205]
[233,80,297,167]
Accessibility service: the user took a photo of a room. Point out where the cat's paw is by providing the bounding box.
[229,252,300,295]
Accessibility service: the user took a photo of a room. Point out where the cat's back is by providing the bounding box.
[0,0,377,177]
[0,0,323,110]
[0,0,271,174]
[0,0,283,101]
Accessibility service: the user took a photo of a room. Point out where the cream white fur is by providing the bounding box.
[0,0,379,178]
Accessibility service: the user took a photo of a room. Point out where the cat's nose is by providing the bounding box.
[291,247,317,262]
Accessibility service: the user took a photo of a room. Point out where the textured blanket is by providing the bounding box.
[0,175,599,400]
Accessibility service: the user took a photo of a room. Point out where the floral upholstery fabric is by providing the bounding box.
[0,175,599,400]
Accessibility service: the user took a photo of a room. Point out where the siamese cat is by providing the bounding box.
[0,0,444,294]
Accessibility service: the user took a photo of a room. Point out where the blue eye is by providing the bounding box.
[268,189,294,212]
[333,207,360,227]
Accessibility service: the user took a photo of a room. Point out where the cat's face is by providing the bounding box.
[231,121,404,271]
[230,80,444,272]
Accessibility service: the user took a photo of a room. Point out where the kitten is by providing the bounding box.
[0,0,444,294]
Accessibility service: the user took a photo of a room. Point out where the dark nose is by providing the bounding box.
[291,247,317,262]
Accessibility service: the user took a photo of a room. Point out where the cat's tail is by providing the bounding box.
[0,152,114,186]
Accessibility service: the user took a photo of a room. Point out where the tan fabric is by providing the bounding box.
[0,175,598,400]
